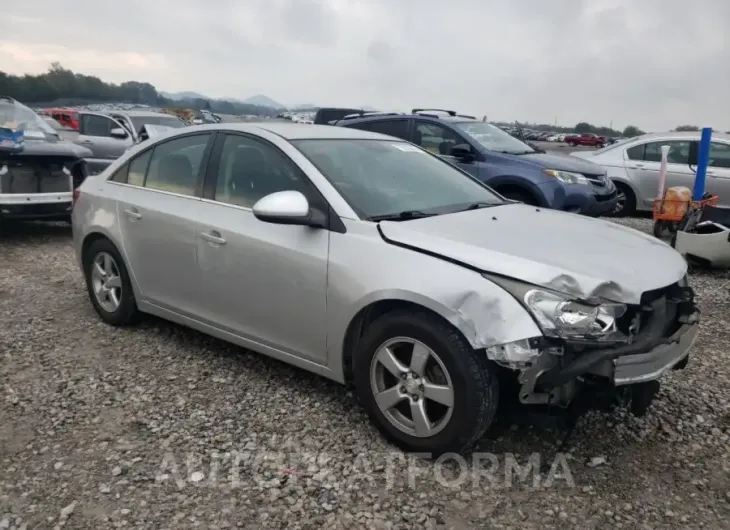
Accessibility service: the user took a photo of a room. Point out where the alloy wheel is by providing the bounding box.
[613,188,626,215]
[90,252,123,313]
[369,337,455,438]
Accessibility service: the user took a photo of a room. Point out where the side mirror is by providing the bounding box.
[527,142,545,153]
[252,191,324,227]
[110,127,128,139]
[451,143,475,161]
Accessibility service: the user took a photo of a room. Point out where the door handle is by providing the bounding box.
[80,140,94,145]
[124,208,142,220]
[200,231,226,245]
[706,170,716,177]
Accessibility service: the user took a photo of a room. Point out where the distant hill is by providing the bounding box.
[161,91,286,110]
[241,95,285,109]
[159,91,208,101]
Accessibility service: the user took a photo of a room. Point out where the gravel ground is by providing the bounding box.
[1,218,729,530]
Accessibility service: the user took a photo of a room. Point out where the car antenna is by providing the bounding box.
[515,121,526,143]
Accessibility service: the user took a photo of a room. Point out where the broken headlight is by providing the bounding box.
[524,288,626,338]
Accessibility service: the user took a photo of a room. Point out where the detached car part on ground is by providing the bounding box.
[72,123,699,455]
[332,109,619,217]
[0,96,90,221]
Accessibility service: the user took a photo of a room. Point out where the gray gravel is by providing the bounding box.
[1,218,730,529]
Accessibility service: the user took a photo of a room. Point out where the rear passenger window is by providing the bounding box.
[626,144,645,161]
[144,134,211,196]
[128,150,152,187]
[347,120,409,140]
[109,163,129,183]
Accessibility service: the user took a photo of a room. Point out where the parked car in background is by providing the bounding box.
[565,133,606,148]
[39,107,80,131]
[313,107,371,125]
[571,132,730,216]
[333,109,618,216]
[73,121,699,455]
[0,96,90,221]
[69,110,187,175]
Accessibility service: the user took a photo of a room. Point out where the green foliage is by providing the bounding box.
[0,63,279,116]
[674,125,700,131]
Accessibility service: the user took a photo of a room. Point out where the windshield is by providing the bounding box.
[0,99,58,139]
[129,115,186,134]
[292,139,504,219]
[452,121,535,155]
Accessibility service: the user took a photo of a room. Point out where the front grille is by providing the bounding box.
[0,160,73,194]
[595,189,618,202]
[618,282,695,341]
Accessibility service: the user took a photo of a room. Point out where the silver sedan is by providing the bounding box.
[571,132,730,216]
[72,122,698,455]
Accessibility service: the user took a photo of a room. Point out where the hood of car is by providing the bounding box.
[512,151,607,176]
[378,204,687,305]
[7,138,93,160]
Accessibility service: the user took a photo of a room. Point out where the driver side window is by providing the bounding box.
[413,122,463,156]
[213,134,316,209]
[80,115,116,137]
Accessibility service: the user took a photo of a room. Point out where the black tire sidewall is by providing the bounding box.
[353,312,497,455]
[609,182,636,217]
[83,238,139,326]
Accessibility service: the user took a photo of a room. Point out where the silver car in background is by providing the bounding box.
[572,132,730,216]
[72,123,699,455]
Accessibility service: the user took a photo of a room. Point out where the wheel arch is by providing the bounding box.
[340,298,471,386]
[80,230,141,299]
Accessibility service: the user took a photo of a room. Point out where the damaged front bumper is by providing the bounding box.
[507,282,700,413]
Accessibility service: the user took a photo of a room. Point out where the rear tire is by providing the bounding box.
[83,238,140,326]
[353,310,499,456]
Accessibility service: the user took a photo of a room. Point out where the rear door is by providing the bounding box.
[111,132,215,315]
[624,140,695,208]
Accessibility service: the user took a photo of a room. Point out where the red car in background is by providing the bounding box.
[564,132,606,148]
[39,108,79,131]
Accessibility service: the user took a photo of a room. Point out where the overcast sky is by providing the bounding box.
[0,0,727,131]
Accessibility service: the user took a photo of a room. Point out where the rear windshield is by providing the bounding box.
[0,99,58,139]
[314,108,364,125]
[129,115,187,134]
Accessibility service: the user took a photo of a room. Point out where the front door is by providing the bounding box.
[705,141,730,207]
[115,132,213,314]
[411,122,479,178]
[624,139,695,209]
[193,133,329,363]
[77,113,133,173]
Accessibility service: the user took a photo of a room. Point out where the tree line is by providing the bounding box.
[0,63,280,116]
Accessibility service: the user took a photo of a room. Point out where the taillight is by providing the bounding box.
[72,188,81,206]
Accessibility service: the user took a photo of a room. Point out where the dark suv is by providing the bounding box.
[333,109,618,216]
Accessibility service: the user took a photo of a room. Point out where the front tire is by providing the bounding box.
[353,310,499,456]
[607,182,636,217]
[83,238,140,326]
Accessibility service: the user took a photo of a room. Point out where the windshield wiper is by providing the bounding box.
[499,150,534,155]
[370,210,437,222]
[458,202,498,212]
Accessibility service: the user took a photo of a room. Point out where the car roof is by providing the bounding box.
[112,110,171,117]
[141,122,403,141]
[225,122,399,140]
[629,131,730,142]
[336,113,480,127]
